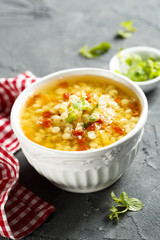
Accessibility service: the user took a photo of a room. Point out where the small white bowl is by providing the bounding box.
[109,46,160,93]
[11,68,148,193]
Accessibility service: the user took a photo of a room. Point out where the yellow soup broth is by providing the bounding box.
[21,75,141,151]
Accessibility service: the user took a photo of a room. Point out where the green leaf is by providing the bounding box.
[66,112,76,123]
[89,42,111,55]
[120,192,129,206]
[128,198,143,211]
[117,20,136,38]
[89,115,97,122]
[109,206,118,213]
[111,191,117,200]
[117,30,132,38]
[111,191,121,205]
[79,42,111,59]
[79,46,94,59]
[120,20,137,32]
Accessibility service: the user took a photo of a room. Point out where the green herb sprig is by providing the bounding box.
[79,42,111,59]
[108,191,143,220]
[117,20,136,38]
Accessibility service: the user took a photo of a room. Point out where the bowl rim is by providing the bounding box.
[11,67,148,155]
[109,46,160,86]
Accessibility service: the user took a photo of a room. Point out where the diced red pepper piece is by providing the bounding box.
[132,111,139,117]
[77,145,88,151]
[77,135,85,142]
[111,124,124,134]
[39,119,51,128]
[128,101,140,117]
[72,129,83,136]
[96,118,104,123]
[58,82,68,88]
[27,94,40,107]
[77,135,88,151]
[86,93,93,103]
[42,110,52,118]
[63,92,73,100]
[115,97,121,104]
[86,122,96,131]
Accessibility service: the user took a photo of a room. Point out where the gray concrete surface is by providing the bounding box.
[0,0,160,239]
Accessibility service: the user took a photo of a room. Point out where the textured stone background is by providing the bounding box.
[0,0,160,239]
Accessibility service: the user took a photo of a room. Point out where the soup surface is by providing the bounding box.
[21,75,141,151]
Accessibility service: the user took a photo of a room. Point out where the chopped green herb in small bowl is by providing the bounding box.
[109,46,160,92]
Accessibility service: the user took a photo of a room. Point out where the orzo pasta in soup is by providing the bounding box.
[21,75,141,151]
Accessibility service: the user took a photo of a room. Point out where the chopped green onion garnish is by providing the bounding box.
[89,115,97,122]
[116,53,160,82]
[117,20,136,39]
[120,20,136,32]
[72,97,90,110]
[66,112,76,123]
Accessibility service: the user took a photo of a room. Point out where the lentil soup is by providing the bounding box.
[21,75,141,151]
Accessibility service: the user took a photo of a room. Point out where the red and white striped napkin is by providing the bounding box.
[0,71,36,153]
[0,72,55,239]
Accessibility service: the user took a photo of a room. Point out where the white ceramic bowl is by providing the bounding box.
[11,68,148,193]
[109,46,160,93]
